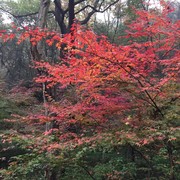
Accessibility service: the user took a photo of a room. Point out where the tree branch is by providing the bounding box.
[79,0,119,14]
[0,7,54,19]
[78,164,96,180]
[64,0,86,14]
[84,48,163,117]
[80,0,119,25]
[128,143,159,179]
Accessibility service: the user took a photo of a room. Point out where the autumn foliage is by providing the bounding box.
[0,1,180,179]
[29,3,180,129]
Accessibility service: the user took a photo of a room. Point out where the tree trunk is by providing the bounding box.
[38,0,51,28]
[54,0,67,34]
[68,0,75,31]
[30,0,50,120]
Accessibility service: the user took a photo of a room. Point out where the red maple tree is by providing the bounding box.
[0,0,179,151]
[0,2,179,179]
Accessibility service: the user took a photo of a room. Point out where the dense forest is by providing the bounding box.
[0,0,179,179]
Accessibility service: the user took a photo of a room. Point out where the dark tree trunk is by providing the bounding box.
[68,0,75,31]
[54,0,67,34]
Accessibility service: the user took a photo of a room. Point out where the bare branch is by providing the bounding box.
[0,7,54,19]
[80,0,119,13]
[64,0,86,14]
[74,0,86,6]
[79,0,119,25]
